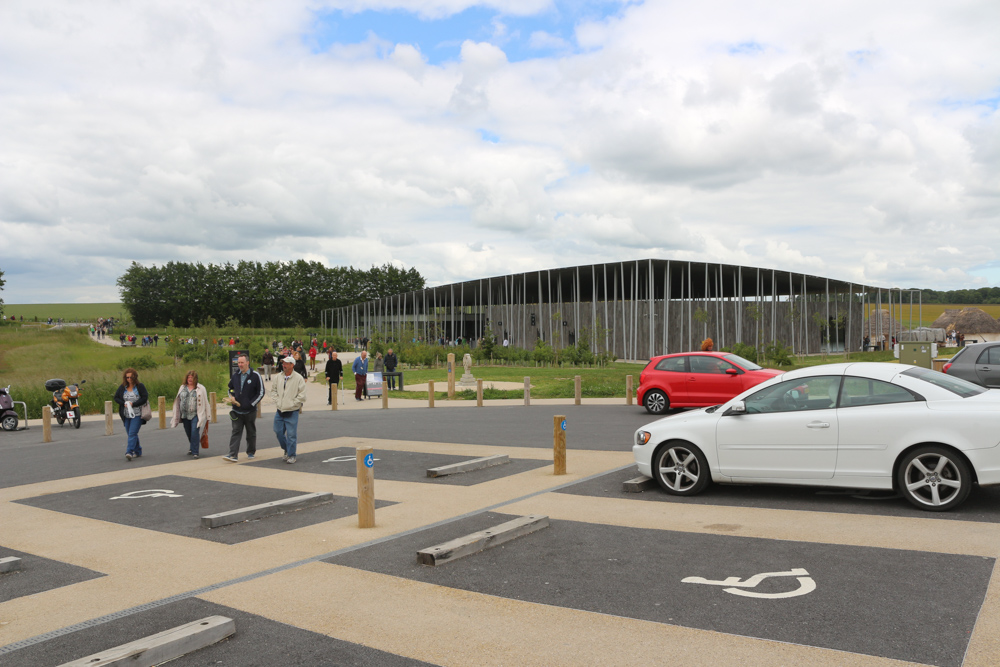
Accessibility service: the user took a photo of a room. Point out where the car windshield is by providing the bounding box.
[724,354,761,371]
[901,367,986,398]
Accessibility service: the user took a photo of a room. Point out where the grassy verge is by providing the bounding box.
[0,327,228,418]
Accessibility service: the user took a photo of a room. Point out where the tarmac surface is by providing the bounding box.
[3,354,1000,666]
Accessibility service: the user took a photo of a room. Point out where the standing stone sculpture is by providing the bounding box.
[458,353,476,387]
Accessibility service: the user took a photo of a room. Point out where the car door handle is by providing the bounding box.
[806,421,830,429]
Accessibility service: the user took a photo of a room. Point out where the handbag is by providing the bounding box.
[140,403,153,423]
[200,423,209,449]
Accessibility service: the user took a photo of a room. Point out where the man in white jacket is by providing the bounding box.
[271,356,307,463]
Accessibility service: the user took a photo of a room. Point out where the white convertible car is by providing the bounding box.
[633,362,1000,511]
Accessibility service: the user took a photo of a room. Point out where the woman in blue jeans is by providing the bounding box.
[113,367,149,461]
[170,370,209,458]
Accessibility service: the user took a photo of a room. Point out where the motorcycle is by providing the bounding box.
[1,385,22,431]
[45,378,87,429]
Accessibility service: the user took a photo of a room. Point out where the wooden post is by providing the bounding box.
[553,415,566,475]
[524,377,530,406]
[209,392,217,423]
[105,400,113,436]
[381,381,388,409]
[626,375,633,405]
[158,396,166,429]
[357,446,375,528]
[428,381,435,408]
[42,406,52,443]
[447,353,456,399]
[331,382,338,411]
[476,379,483,407]
[574,375,582,406]
[257,400,262,418]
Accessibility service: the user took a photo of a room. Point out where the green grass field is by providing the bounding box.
[3,303,126,323]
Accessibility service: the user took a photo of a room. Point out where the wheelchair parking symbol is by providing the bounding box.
[110,489,183,500]
[682,568,816,599]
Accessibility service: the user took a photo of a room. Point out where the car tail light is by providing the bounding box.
[942,363,952,374]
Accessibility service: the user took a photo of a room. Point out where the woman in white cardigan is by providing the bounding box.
[170,370,210,458]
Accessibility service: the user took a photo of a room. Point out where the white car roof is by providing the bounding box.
[776,361,918,383]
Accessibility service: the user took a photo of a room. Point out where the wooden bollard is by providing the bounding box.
[524,377,530,406]
[331,382,338,411]
[42,406,52,443]
[574,375,582,406]
[210,392,217,422]
[447,353,456,399]
[476,379,483,407]
[553,415,566,475]
[626,375,633,406]
[357,446,375,528]
[428,381,435,408]
[257,400,262,418]
[105,400,113,436]
[158,396,166,429]
[381,381,388,409]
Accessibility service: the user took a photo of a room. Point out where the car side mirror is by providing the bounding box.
[725,368,739,375]
[724,400,746,416]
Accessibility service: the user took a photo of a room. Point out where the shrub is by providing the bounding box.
[764,340,794,366]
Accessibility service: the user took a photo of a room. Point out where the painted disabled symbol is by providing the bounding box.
[364,453,375,468]
[109,489,183,500]
[682,568,816,599]
[322,455,381,464]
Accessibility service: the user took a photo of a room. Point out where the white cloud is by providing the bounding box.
[1,0,999,304]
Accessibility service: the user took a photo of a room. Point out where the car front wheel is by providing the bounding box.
[653,442,710,496]
[897,446,971,511]
[643,389,669,415]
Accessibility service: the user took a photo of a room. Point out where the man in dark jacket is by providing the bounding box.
[384,348,398,390]
[325,351,343,405]
[223,353,265,463]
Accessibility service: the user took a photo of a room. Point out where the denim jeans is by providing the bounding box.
[122,415,143,456]
[273,409,299,457]
[182,415,200,455]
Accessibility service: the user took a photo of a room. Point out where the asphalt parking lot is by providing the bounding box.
[3,402,1000,666]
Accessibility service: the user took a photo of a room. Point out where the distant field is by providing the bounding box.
[863,303,1000,328]
[3,303,126,323]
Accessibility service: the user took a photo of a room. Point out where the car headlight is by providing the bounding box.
[635,430,651,446]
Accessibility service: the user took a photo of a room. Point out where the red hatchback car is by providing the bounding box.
[637,351,784,414]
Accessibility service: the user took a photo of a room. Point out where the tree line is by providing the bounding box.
[917,287,1000,305]
[117,260,425,328]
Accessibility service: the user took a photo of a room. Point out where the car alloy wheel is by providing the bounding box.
[643,390,669,415]
[653,443,710,496]
[897,446,971,511]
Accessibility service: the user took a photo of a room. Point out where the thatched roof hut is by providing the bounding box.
[931,309,962,329]
[952,307,1000,336]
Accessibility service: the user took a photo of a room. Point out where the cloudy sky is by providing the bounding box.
[1,0,998,303]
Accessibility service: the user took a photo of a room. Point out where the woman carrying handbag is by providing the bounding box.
[113,367,149,461]
[170,370,210,458]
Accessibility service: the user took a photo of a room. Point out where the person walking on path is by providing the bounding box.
[261,348,274,381]
[384,348,398,390]
[113,368,149,461]
[170,370,209,458]
[308,343,318,371]
[325,351,343,405]
[223,353,265,463]
[272,356,307,463]
[352,350,368,402]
